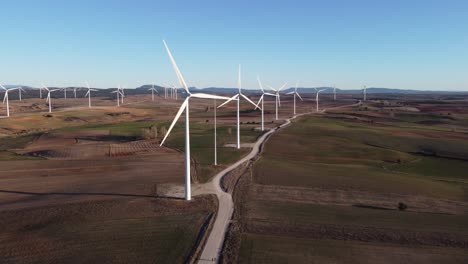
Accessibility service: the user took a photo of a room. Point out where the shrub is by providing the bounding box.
[398,202,408,211]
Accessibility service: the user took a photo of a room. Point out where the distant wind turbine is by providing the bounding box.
[286,81,303,115]
[73,87,77,98]
[255,77,277,131]
[149,84,158,101]
[333,86,337,100]
[266,83,287,120]
[62,87,67,99]
[217,64,258,149]
[363,85,367,101]
[160,40,234,201]
[85,82,98,108]
[43,85,60,113]
[316,88,327,112]
[1,84,18,117]
[111,85,123,107]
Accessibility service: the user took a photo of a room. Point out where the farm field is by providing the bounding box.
[226,95,468,264]
[0,93,288,263]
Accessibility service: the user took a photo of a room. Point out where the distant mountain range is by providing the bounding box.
[3,85,466,95]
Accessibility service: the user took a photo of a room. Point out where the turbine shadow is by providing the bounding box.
[0,189,184,200]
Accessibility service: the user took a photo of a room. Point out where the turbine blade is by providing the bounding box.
[264,93,276,96]
[190,93,234,100]
[257,76,264,92]
[163,40,190,94]
[279,82,287,91]
[85,91,90,97]
[217,94,239,108]
[286,92,295,95]
[255,94,264,110]
[266,85,277,91]
[0,84,6,90]
[160,98,189,146]
[296,92,304,101]
[2,93,7,104]
[240,93,257,107]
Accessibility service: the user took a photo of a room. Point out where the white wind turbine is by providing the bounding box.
[286,81,303,115]
[333,85,337,100]
[43,85,60,113]
[17,86,25,101]
[266,82,287,120]
[73,87,77,98]
[363,85,367,101]
[160,40,234,201]
[148,84,158,101]
[217,64,258,149]
[120,86,125,104]
[111,85,123,107]
[85,82,98,108]
[255,77,277,131]
[62,87,68,99]
[39,86,43,99]
[1,85,18,117]
[315,88,327,112]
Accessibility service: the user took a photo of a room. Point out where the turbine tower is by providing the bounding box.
[333,86,337,100]
[160,40,234,201]
[1,85,18,117]
[217,64,258,149]
[18,86,25,101]
[286,81,303,115]
[111,86,123,107]
[363,85,367,101]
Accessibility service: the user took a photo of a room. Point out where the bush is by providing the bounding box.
[398,202,408,211]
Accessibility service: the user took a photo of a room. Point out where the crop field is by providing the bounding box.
[229,95,468,264]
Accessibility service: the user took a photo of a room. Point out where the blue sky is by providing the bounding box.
[1,0,467,90]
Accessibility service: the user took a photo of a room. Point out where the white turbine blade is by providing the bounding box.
[264,92,276,96]
[90,89,98,91]
[85,91,90,97]
[254,94,264,110]
[50,89,60,92]
[42,85,50,91]
[160,98,189,146]
[286,92,295,95]
[86,82,90,89]
[240,93,257,107]
[163,40,190,94]
[217,94,239,108]
[296,92,304,101]
[318,89,327,93]
[0,84,6,90]
[190,93,233,100]
[257,76,264,92]
[2,92,7,104]
[266,85,277,91]
[278,82,287,91]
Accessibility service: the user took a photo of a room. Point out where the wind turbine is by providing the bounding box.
[160,40,234,201]
[255,77,277,131]
[62,87,67,99]
[266,83,287,120]
[120,87,125,104]
[333,86,337,100]
[73,87,77,98]
[39,86,43,99]
[286,81,303,115]
[363,85,367,101]
[315,88,327,112]
[148,84,158,101]
[111,86,123,107]
[85,82,98,108]
[217,64,258,149]
[43,85,59,113]
[213,99,218,166]
[1,85,18,117]
[17,86,25,101]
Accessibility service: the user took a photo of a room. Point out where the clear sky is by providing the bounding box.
[1,0,467,90]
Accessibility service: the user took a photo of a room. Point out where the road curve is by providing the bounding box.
[196,113,308,263]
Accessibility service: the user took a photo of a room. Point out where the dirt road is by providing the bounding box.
[195,113,308,263]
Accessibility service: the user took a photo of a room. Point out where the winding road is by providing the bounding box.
[195,113,308,263]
